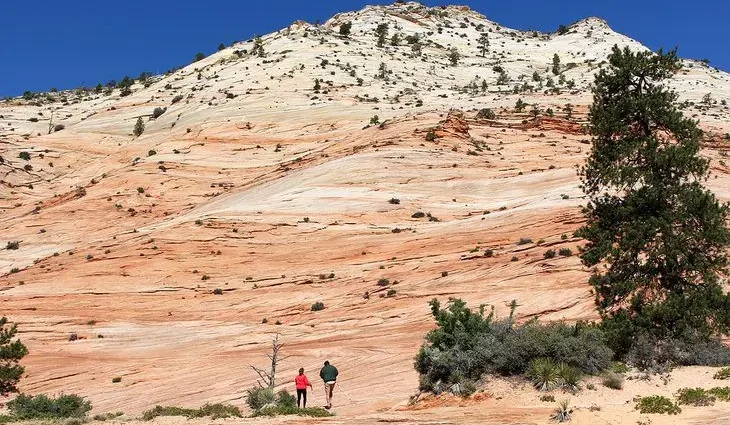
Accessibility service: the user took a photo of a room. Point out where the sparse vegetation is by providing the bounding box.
[714,367,730,380]
[8,394,92,420]
[142,404,241,420]
[634,395,681,415]
[675,387,715,406]
[311,301,325,311]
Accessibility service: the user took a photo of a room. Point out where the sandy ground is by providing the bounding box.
[2,2,730,424]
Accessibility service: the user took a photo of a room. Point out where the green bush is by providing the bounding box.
[18,152,30,161]
[275,390,296,408]
[526,358,559,391]
[556,363,582,392]
[516,238,532,245]
[601,372,623,389]
[709,387,730,401]
[558,248,572,257]
[151,107,166,119]
[142,403,240,420]
[634,395,681,415]
[245,387,274,411]
[714,367,730,380]
[93,412,123,421]
[626,334,730,371]
[543,249,556,259]
[311,302,325,311]
[252,406,332,417]
[676,387,715,406]
[415,299,612,395]
[476,108,496,119]
[8,394,92,419]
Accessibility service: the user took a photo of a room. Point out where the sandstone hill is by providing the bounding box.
[2,2,730,424]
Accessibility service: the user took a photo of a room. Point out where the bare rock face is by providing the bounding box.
[435,109,470,139]
[0,2,729,424]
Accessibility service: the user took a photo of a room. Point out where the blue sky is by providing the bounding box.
[1,1,728,97]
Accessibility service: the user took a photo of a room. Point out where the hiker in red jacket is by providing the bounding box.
[294,368,313,408]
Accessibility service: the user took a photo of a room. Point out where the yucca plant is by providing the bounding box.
[552,399,571,422]
[556,363,582,393]
[527,358,560,391]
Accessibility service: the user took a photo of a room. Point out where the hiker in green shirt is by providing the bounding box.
[319,360,338,409]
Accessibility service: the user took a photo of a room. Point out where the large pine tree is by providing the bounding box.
[577,46,730,355]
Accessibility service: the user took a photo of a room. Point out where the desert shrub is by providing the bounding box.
[634,395,681,415]
[543,249,556,259]
[252,406,332,418]
[425,129,436,141]
[526,358,559,391]
[339,22,352,36]
[92,412,123,421]
[6,241,19,250]
[18,152,30,161]
[709,387,730,401]
[0,415,13,424]
[714,367,730,380]
[476,108,496,119]
[388,198,400,204]
[8,394,92,419]
[601,372,623,389]
[212,288,223,295]
[552,400,571,423]
[484,249,494,257]
[151,107,167,119]
[626,334,730,371]
[245,387,274,411]
[142,404,240,420]
[558,248,572,257]
[275,390,296,408]
[676,387,715,406]
[540,394,555,402]
[171,95,183,104]
[111,377,122,383]
[415,299,612,395]
[54,124,65,132]
[412,212,425,218]
[556,363,582,392]
[387,289,397,297]
[311,302,325,311]
[377,278,390,286]
[516,238,532,245]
